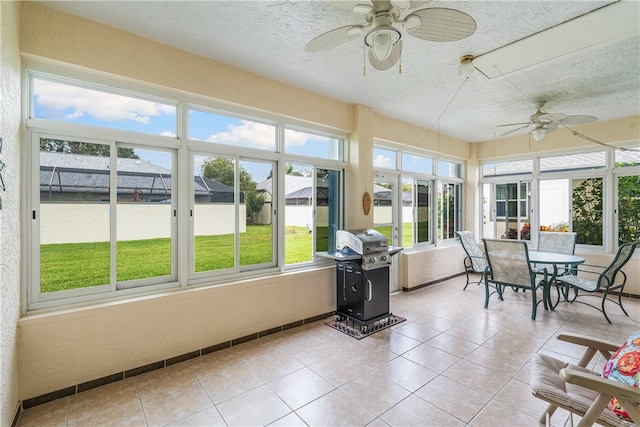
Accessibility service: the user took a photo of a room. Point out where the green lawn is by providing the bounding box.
[40,224,419,293]
[41,225,311,293]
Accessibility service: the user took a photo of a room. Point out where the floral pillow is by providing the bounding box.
[602,331,640,419]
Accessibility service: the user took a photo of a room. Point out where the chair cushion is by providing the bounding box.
[602,331,640,419]
[531,353,626,426]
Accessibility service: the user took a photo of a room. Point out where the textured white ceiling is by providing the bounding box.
[37,0,640,143]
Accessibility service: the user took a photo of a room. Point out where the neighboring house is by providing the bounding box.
[40,151,238,203]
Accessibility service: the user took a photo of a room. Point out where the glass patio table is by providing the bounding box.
[529,251,585,309]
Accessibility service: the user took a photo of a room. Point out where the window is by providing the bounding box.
[32,77,176,136]
[483,159,533,177]
[483,181,531,241]
[285,128,343,161]
[438,182,461,241]
[26,70,346,311]
[192,154,275,276]
[189,108,276,152]
[402,178,431,246]
[540,151,605,173]
[284,164,343,266]
[373,147,397,169]
[402,152,433,174]
[615,148,639,245]
[34,136,177,306]
[617,174,640,245]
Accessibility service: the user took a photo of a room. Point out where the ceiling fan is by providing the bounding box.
[304,0,477,71]
[497,102,598,141]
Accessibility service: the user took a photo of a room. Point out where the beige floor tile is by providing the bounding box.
[140,380,212,426]
[67,400,146,427]
[494,377,551,420]
[198,361,264,404]
[268,412,308,426]
[166,406,227,426]
[442,358,512,397]
[216,384,291,426]
[366,356,438,393]
[67,378,139,424]
[425,331,481,357]
[339,369,411,416]
[17,398,69,427]
[415,375,491,423]
[267,367,334,410]
[379,394,466,427]
[134,360,196,399]
[402,342,461,373]
[242,347,305,383]
[391,321,442,342]
[296,389,376,427]
[365,329,422,355]
[187,347,245,379]
[468,397,540,427]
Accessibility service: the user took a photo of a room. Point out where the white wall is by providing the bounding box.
[1,2,22,424]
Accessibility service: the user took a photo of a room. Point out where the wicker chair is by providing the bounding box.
[455,231,487,290]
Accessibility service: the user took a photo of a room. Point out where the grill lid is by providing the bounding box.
[336,229,388,255]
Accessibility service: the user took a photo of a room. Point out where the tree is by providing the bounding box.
[201,157,264,219]
[572,178,603,245]
[618,173,640,245]
[40,138,139,159]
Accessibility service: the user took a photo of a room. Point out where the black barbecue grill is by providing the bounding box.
[320,229,402,324]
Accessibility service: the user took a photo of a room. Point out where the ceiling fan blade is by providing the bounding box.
[496,122,532,128]
[368,40,402,70]
[537,112,567,122]
[559,115,598,125]
[305,25,363,52]
[499,124,531,137]
[406,8,476,42]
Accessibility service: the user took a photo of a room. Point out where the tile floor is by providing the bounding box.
[16,275,640,427]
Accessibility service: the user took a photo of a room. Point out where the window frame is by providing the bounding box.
[23,66,347,312]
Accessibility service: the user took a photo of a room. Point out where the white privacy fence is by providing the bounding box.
[40,204,246,244]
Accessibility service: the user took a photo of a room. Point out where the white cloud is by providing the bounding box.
[34,79,174,124]
[374,154,394,168]
[160,130,176,137]
[283,129,309,147]
[207,120,275,149]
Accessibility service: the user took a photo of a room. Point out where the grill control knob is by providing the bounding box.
[369,257,377,264]
[380,255,388,262]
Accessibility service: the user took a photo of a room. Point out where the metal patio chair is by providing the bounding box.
[482,238,548,320]
[555,241,639,323]
[531,332,640,427]
[537,231,578,276]
[455,231,487,290]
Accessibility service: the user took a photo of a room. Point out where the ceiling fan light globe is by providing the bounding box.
[531,128,546,141]
[365,27,401,61]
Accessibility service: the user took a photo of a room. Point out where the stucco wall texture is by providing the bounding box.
[1,2,23,425]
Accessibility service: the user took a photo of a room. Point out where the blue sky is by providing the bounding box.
[33,78,342,182]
